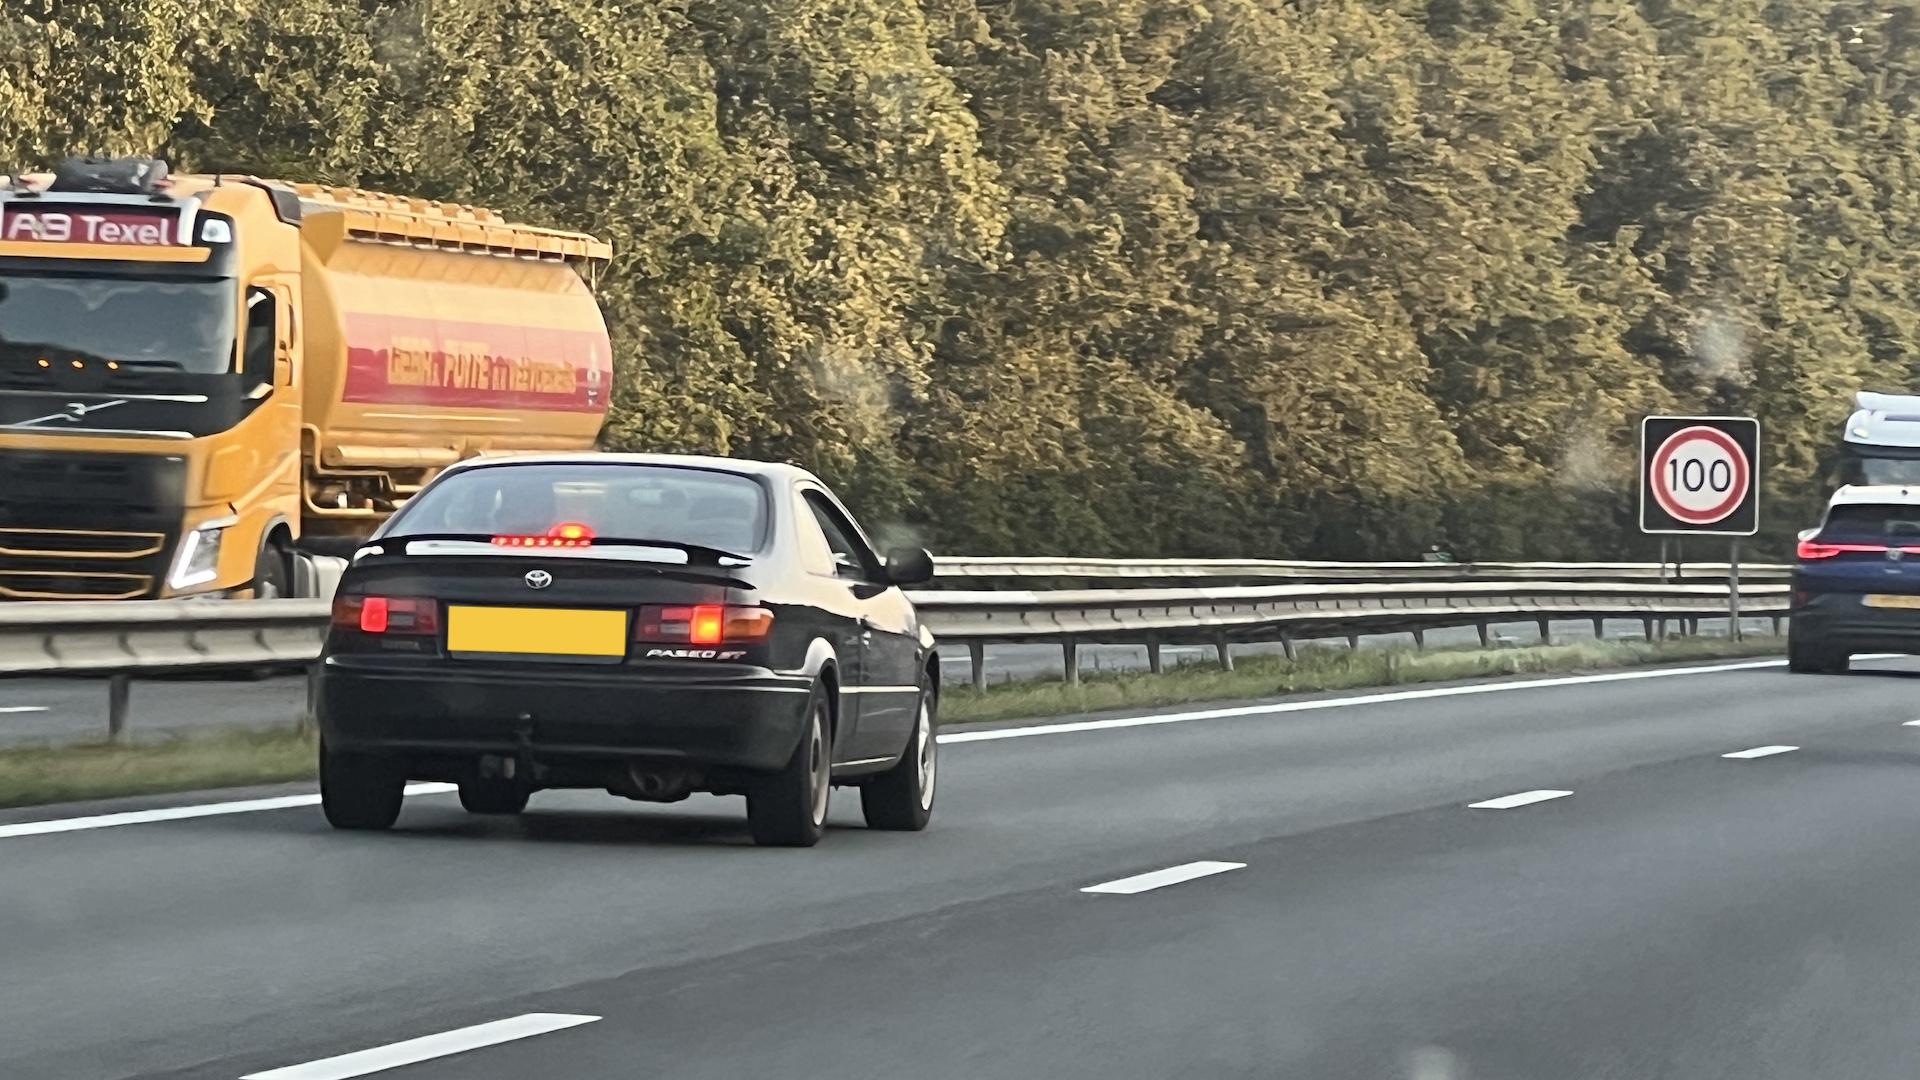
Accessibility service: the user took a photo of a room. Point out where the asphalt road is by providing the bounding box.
[0,616,1775,747]
[6,655,1920,1077]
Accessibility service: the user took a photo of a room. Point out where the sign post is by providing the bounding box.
[1639,416,1760,641]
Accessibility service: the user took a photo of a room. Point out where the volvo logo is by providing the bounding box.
[524,569,553,590]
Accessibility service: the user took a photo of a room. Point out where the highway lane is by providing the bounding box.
[3,657,1920,1077]
[0,616,1776,747]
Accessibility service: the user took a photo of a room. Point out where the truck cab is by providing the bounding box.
[0,156,611,600]
[1833,391,1920,489]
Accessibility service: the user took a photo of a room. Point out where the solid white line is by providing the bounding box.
[1722,745,1799,760]
[0,705,47,714]
[240,1013,600,1080]
[1081,860,1246,895]
[1468,789,1573,810]
[0,783,456,841]
[939,658,1790,745]
[1903,720,1920,727]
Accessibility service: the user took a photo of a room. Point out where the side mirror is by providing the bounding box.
[884,547,935,586]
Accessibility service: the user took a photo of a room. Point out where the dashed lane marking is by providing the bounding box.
[1468,789,1573,810]
[1082,861,1247,895]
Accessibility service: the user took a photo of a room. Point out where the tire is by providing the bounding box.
[747,684,832,847]
[320,741,405,831]
[861,687,937,832]
[1787,631,1849,675]
[253,540,291,600]
[458,780,529,815]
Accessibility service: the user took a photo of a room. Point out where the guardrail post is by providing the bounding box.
[1642,617,1655,642]
[1537,618,1551,644]
[1147,639,1163,674]
[1346,633,1360,650]
[107,674,130,743]
[1771,615,1782,636]
[969,641,986,693]
[1215,635,1234,672]
[1686,617,1699,636]
[1410,628,1425,650]
[1063,639,1079,686]
[1477,621,1490,648]
[1280,633,1296,661]
[1591,617,1605,640]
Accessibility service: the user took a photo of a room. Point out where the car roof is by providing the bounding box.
[441,452,823,486]
[1827,484,1920,508]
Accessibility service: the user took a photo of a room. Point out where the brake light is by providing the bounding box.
[690,605,725,645]
[492,522,596,549]
[1789,541,1920,557]
[635,604,774,644]
[333,594,440,635]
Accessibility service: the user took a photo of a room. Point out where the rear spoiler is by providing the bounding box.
[354,533,753,566]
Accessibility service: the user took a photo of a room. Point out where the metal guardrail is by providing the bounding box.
[0,577,1788,739]
[916,580,1789,689]
[931,557,1792,583]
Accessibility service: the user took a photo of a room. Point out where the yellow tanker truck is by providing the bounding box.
[0,156,612,599]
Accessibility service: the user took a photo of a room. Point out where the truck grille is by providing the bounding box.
[0,452,186,600]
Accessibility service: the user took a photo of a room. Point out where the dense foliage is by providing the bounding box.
[7,0,1915,558]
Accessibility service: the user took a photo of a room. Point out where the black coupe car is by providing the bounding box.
[315,453,939,847]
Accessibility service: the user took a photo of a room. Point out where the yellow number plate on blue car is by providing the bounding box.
[1864,594,1920,610]
[446,606,629,659]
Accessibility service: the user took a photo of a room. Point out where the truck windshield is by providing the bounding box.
[1851,456,1920,486]
[0,273,235,374]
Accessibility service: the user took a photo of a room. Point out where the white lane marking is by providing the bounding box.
[240,1013,600,1080]
[1722,745,1799,759]
[1468,789,1573,810]
[940,658,1790,745]
[0,706,47,714]
[1081,860,1246,895]
[1903,720,1920,727]
[0,783,456,840]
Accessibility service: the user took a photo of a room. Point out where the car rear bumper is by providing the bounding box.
[1792,593,1920,651]
[316,657,813,773]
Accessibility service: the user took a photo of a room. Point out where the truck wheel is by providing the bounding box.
[861,687,936,831]
[320,741,405,831]
[459,780,529,815]
[746,685,831,847]
[253,541,291,600]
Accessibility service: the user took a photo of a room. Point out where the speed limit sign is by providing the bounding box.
[1639,416,1759,535]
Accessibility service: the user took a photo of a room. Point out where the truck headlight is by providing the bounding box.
[169,522,229,589]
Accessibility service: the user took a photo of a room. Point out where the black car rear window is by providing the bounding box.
[387,463,769,553]
[1823,503,1920,538]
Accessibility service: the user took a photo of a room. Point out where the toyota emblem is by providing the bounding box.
[524,569,553,590]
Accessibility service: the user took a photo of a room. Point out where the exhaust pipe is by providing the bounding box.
[615,761,696,803]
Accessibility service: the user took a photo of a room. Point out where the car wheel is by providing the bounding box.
[1787,630,1847,674]
[458,780,529,815]
[861,687,936,832]
[319,741,405,831]
[747,684,832,847]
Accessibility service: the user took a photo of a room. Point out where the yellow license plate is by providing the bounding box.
[446,605,628,659]
[1864,594,1920,610]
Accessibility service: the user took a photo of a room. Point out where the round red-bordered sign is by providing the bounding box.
[1649,425,1750,525]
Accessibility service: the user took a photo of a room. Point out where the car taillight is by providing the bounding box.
[1797,540,1888,559]
[333,595,440,635]
[635,604,774,644]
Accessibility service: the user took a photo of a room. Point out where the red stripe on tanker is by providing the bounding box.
[342,313,610,413]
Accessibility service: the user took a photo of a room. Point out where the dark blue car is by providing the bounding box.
[1790,485,1920,673]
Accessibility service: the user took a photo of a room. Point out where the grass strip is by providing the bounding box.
[0,726,315,810]
[0,636,1779,809]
